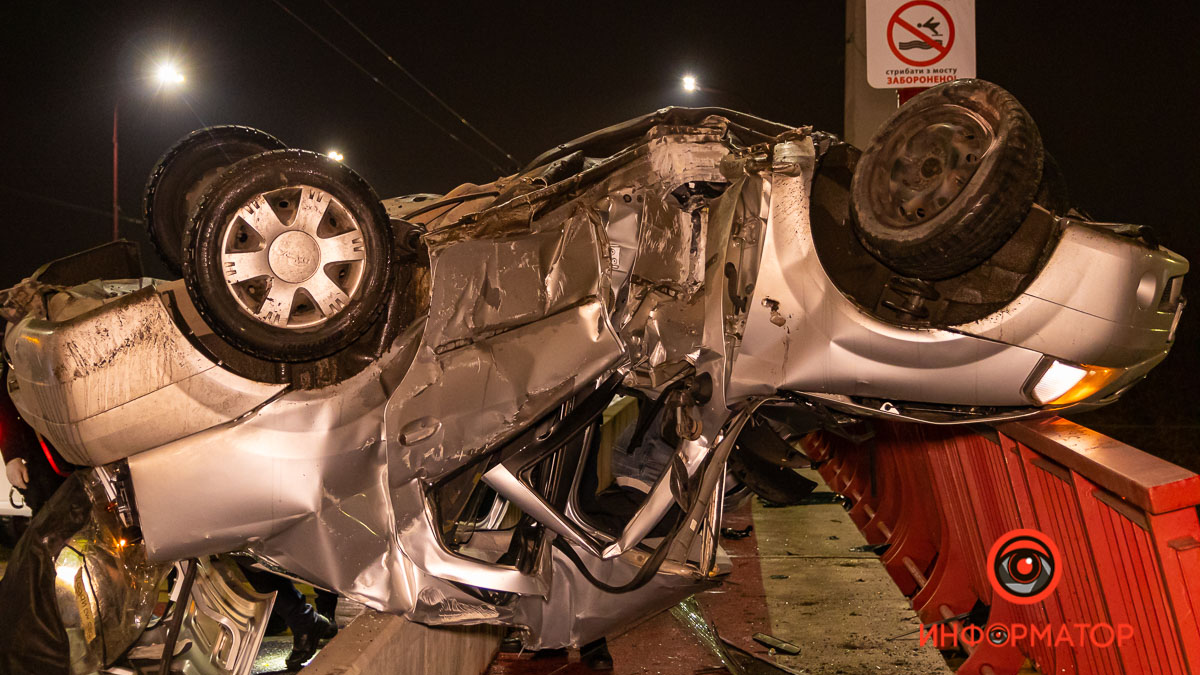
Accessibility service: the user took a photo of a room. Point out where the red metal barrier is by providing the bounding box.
[806,417,1200,674]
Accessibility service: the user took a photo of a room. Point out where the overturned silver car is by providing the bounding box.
[0,80,1187,672]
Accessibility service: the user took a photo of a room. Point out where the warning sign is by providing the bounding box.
[867,0,975,89]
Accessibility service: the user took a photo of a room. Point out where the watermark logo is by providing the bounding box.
[986,528,1061,605]
[918,529,1136,651]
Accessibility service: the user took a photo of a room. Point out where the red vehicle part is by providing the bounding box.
[805,417,1200,674]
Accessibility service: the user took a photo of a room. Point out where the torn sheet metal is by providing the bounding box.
[385,300,623,484]
[384,167,625,484]
[115,557,276,675]
[126,114,754,644]
[0,101,1188,661]
[177,558,276,675]
[126,318,530,620]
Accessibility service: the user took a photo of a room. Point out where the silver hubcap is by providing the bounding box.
[220,185,366,329]
[268,231,322,283]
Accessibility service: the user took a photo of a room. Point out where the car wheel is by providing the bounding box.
[144,126,288,275]
[182,150,394,362]
[851,79,1044,280]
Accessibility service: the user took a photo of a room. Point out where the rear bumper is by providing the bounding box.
[952,223,1188,369]
[4,283,284,466]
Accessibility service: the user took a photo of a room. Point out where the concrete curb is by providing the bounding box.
[305,612,503,675]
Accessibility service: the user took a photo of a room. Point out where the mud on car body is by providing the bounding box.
[0,80,1187,673]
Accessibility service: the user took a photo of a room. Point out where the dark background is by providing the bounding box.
[0,2,1195,466]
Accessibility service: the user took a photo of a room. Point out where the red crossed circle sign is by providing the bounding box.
[888,0,956,67]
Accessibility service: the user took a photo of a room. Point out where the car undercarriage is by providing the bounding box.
[0,80,1187,674]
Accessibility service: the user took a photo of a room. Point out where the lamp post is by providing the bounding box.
[113,62,185,241]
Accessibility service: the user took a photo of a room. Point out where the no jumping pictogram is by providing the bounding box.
[888,0,956,67]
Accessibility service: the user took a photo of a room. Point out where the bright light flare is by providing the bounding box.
[328,150,345,162]
[682,75,698,92]
[155,62,185,86]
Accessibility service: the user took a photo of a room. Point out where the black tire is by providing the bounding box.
[182,150,394,362]
[144,126,287,275]
[851,79,1043,280]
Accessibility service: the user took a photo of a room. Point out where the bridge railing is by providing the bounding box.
[805,416,1200,675]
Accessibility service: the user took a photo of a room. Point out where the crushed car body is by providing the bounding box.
[0,80,1188,671]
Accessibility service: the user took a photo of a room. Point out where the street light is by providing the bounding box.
[682,75,698,92]
[113,60,186,240]
[155,62,185,86]
[327,150,345,162]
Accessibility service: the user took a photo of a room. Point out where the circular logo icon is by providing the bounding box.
[988,626,1010,645]
[987,529,1061,604]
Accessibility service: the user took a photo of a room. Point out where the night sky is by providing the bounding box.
[1,2,1196,463]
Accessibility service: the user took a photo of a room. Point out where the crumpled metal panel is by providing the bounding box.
[5,284,285,466]
[126,309,553,618]
[427,213,604,346]
[129,393,524,622]
[384,168,625,483]
[385,300,623,484]
[124,121,749,639]
[179,558,275,675]
[628,179,708,296]
[610,128,731,384]
[392,479,552,597]
[0,276,58,323]
[115,557,276,675]
[128,345,397,563]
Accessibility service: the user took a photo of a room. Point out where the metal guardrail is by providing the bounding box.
[805,417,1200,674]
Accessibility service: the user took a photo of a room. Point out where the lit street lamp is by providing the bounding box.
[682,75,698,92]
[113,60,185,241]
[327,150,345,162]
[156,63,185,86]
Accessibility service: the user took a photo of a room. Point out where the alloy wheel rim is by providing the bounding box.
[219,185,367,329]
